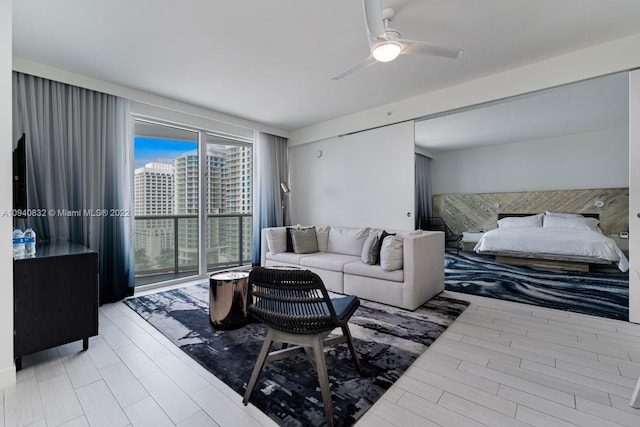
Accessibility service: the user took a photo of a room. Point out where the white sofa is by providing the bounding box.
[260,225,445,310]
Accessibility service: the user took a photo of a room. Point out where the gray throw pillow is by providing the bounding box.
[316,225,330,252]
[380,235,403,271]
[377,230,396,263]
[361,231,380,265]
[265,228,287,253]
[290,227,319,254]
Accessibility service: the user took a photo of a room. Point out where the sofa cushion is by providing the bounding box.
[377,230,396,262]
[361,231,380,265]
[344,260,404,282]
[291,227,319,254]
[327,226,370,256]
[316,225,330,252]
[380,235,403,271]
[299,252,361,272]
[285,227,295,252]
[265,251,308,264]
[265,227,287,254]
[285,225,307,252]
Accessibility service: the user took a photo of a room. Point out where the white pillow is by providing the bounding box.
[497,214,543,228]
[315,225,330,252]
[380,236,403,272]
[361,231,380,265]
[545,211,583,218]
[265,228,287,253]
[543,215,601,232]
[327,226,370,256]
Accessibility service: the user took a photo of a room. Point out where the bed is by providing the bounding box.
[474,212,629,272]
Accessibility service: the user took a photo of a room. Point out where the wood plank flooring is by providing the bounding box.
[3,289,640,426]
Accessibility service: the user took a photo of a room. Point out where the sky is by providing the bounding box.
[134,137,197,169]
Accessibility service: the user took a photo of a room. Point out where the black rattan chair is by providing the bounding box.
[242,267,361,427]
[419,216,462,254]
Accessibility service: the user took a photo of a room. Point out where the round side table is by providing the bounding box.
[209,271,250,329]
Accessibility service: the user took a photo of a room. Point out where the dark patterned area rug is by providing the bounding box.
[124,284,468,426]
[445,252,629,321]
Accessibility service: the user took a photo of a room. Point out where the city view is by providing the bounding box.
[134,135,252,285]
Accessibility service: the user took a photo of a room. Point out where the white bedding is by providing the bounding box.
[474,228,629,272]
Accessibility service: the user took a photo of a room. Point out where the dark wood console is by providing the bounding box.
[13,241,98,369]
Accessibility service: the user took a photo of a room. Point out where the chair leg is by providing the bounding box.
[341,324,361,373]
[243,329,274,405]
[631,375,640,408]
[311,335,334,427]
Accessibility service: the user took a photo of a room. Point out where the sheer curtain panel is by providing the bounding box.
[252,132,288,265]
[13,72,134,303]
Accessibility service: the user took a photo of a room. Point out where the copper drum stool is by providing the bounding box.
[209,271,250,329]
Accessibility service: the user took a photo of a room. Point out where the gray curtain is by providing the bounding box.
[415,153,433,228]
[13,72,134,303]
[252,132,288,265]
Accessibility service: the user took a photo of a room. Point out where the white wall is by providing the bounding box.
[430,127,629,195]
[629,71,640,324]
[0,0,16,388]
[289,122,415,229]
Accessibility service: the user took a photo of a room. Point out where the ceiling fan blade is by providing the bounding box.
[332,56,378,80]
[363,0,386,40]
[399,39,463,59]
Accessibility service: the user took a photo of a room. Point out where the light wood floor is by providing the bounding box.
[3,290,640,426]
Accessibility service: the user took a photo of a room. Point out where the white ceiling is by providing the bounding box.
[11,0,640,133]
[415,72,630,152]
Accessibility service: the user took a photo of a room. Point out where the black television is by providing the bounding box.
[13,133,27,213]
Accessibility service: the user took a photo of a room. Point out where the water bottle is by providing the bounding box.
[12,228,24,259]
[24,227,36,258]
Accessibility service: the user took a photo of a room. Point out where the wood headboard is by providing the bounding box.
[497,213,600,220]
[432,188,627,236]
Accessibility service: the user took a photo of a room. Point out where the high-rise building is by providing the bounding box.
[172,145,252,269]
[135,144,253,276]
[224,145,252,213]
[220,145,253,264]
[134,163,175,272]
[134,162,174,216]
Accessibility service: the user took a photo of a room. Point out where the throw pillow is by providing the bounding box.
[265,228,287,254]
[380,235,403,271]
[291,227,319,254]
[327,226,370,256]
[377,230,396,263]
[284,225,306,252]
[361,231,380,265]
[285,227,295,252]
[316,225,330,252]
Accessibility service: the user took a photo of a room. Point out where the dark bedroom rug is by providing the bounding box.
[445,252,629,321]
[124,283,469,427]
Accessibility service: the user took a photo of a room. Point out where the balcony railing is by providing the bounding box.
[134,213,252,286]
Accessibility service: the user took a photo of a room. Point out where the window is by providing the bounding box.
[133,118,253,288]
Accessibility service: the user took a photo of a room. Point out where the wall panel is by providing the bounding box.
[433,187,628,237]
[289,122,415,229]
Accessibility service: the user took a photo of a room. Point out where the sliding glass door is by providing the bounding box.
[133,121,200,285]
[133,119,253,287]
[205,135,253,270]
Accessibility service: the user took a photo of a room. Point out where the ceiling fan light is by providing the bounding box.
[372,42,401,62]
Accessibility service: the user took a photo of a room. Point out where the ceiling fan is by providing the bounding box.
[332,0,463,80]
